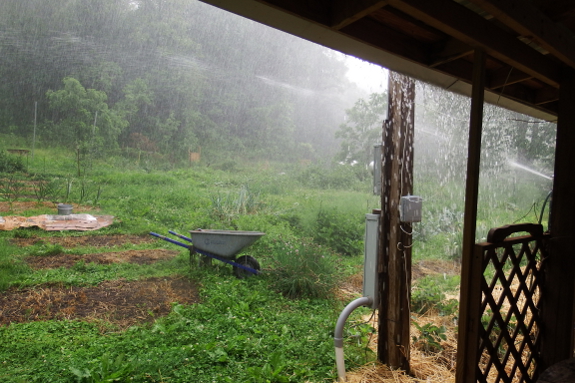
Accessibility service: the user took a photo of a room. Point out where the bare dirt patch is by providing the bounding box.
[25,249,180,269]
[0,276,199,328]
[10,234,156,248]
[412,258,460,280]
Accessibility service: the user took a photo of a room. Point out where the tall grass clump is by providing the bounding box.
[0,150,26,173]
[210,184,269,223]
[267,237,338,299]
[314,207,364,256]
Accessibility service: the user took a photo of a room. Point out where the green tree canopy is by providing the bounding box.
[335,92,387,165]
[46,77,127,152]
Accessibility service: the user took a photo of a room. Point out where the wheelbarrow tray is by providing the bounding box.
[189,229,265,258]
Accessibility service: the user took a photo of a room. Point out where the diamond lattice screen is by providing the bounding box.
[475,227,548,383]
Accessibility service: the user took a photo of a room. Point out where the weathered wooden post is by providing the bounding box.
[377,72,415,371]
[539,66,575,369]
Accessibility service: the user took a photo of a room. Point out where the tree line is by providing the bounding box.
[0,0,365,164]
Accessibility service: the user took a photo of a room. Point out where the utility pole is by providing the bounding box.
[377,72,415,371]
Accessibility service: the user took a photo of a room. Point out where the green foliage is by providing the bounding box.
[314,207,363,256]
[210,185,267,224]
[46,77,128,152]
[0,151,26,173]
[70,353,134,383]
[26,242,65,257]
[266,236,338,299]
[343,320,377,366]
[0,173,27,204]
[294,164,370,190]
[336,92,387,165]
[411,274,460,315]
[0,240,29,291]
[247,352,289,383]
[411,321,447,353]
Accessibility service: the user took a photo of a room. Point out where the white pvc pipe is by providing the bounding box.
[334,296,373,382]
[335,346,346,381]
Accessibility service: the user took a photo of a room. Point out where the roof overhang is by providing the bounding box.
[199,0,575,122]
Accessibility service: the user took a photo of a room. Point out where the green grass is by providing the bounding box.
[0,147,554,382]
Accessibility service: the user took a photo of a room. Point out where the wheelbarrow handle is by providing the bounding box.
[149,232,190,249]
[168,230,193,243]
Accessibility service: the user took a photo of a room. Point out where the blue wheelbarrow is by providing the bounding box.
[150,229,264,278]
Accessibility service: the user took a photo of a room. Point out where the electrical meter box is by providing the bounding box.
[373,144,382,195]
[363,213,379,309]
[400,195,422,223]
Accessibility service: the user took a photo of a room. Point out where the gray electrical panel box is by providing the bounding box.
[373,144,382,195]
[363,213,379,309]
[400,195,422,223]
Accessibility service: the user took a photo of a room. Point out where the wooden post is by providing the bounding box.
[539,66,575,369]
[377,72,415,371]
[455,48,486,383]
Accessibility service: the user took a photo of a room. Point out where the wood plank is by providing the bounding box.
[388,0,561,87]
[430,38,474,67]
[369,7,447,43]
[469,0,575,69]
[330,0,389,30]
[535,86,560,105]
[455,48,486,383]
[340,17,429,63]
[258,0,331,25]
[487,66,532,90]
[539,66,575,369]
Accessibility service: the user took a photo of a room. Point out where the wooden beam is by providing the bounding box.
[535,86,560,105]
[388,0,561,87]
[487,66,532,90]
[330,0,388,30]
[540,66,575,369]
[257,0,331,25]
[455,48,486,383]
[430,38,474,67]
[341,17,429,63]
[468,0,575,69]
[435,59,474,83]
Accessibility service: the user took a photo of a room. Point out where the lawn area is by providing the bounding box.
[0,149,551,382]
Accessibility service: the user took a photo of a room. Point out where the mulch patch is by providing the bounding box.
[0,276,200,328]
[10,234,156,248]
[25,249,180,269]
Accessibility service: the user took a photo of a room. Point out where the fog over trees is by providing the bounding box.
[0,0,367,164]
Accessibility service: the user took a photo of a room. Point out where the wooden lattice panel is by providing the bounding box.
[475,224,548,383]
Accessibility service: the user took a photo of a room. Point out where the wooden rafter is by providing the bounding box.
[330,0,388,30]
[467,0,575,69]
[388,0,561,87]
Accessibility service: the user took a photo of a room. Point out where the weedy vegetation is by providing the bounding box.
[0,142,552,382]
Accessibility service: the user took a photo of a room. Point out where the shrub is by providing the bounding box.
[0,150,26,173]
[314,207,363,256]
[267,237,338,299]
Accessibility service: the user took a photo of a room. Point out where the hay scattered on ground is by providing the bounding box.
[339,260,460,383]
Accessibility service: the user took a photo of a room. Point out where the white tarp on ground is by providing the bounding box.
[0,214,114,231]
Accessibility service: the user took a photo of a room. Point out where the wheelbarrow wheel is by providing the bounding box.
[233,255,260,279]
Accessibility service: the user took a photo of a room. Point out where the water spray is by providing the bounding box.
[508,160,553,181]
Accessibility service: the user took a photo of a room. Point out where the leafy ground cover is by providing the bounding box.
[0,147,552,382]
